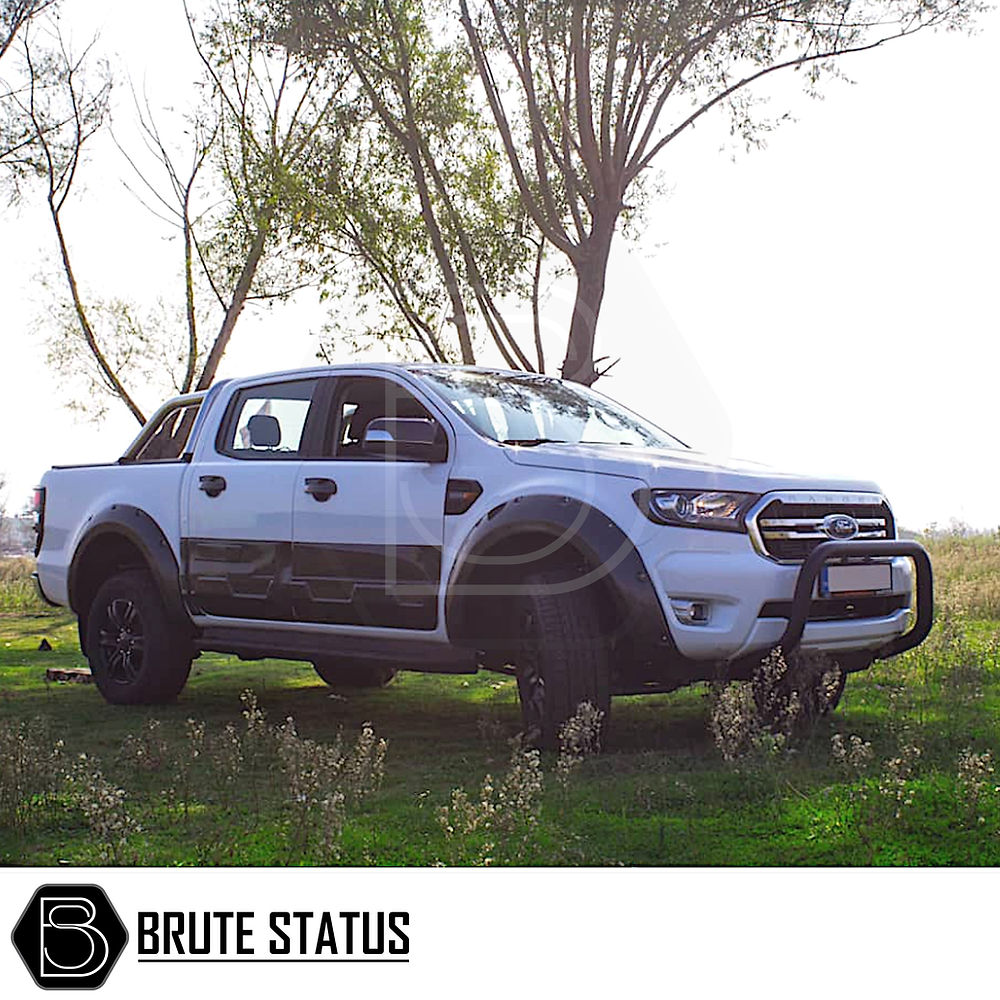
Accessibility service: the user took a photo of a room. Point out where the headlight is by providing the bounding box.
[633,488,759,532]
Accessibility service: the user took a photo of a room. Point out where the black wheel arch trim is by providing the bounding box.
[445,494,675,665]
[68,505,192,639]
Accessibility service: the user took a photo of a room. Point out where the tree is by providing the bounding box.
[0,0,58,187]
[15,0,353,423]
[182,0,355,393]
[453,0,984,384]
[277,0,553,371]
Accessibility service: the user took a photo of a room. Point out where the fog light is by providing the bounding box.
[671,600,710,625]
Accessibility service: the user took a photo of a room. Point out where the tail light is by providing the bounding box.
[32,487,46,556]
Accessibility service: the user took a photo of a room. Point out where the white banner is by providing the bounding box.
[0,867,996,998]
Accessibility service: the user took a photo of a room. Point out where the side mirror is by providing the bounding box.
[361,417,448,462]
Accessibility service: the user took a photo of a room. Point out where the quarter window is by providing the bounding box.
[128,400,202,463]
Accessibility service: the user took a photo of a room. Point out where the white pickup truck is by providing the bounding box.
[33,364,932,745]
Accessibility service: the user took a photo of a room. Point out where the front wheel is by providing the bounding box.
[515,571,610,750]
[85,569,192,705]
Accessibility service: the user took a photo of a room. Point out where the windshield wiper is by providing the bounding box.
[500,437,566,447]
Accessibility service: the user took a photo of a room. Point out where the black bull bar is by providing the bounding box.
[778,540,933,660]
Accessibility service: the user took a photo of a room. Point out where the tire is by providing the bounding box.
[85,569,192,705]
[312,658,397,689]
[515,570,611,751]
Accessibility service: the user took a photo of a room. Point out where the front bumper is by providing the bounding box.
[649,533,932,662]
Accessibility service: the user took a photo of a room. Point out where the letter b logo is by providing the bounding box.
[13,885,128,990]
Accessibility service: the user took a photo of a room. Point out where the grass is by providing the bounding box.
[922,528,1000,619]
[0,557,47,613]
[1,537,999,866]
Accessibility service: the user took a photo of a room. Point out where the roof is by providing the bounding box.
[218,362,556,382]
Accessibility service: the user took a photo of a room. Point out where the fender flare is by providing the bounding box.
[445,494,672,661]
[68,504,191,634]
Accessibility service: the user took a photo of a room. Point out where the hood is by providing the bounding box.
[501,442,881,495]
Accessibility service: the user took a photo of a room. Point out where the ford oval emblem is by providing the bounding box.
[823,514,860,540]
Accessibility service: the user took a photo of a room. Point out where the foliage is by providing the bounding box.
[458,0,986,383]
[0,0,58,192]
[437,735,543,863]
[0,556,46,611]
[6,0,356,422]
[279,0,551,372]
[922,526,1000,620]
[0,715,63,831]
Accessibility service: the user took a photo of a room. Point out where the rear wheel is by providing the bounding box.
[85,569,192,705]
[515,570,610,750]
[312,657,397,689]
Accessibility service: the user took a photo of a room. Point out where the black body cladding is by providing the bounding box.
[183,538,441,629]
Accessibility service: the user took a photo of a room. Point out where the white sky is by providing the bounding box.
[1,1,997,532]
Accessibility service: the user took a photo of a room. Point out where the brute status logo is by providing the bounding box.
[11,884,128,990]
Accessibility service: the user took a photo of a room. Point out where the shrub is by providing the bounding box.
[0,718,64,831]
[710,649,839,763]
[554,701,604,794]
[119,718,169,774]
[275,716,387,863]
[956,748,998,827]
[438,736,543,865]
[68,754,138,864]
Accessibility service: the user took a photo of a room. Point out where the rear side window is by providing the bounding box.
[218,379,319,459]
[127,399,203,463]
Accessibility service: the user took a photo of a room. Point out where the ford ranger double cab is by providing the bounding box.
[33,364,932,746]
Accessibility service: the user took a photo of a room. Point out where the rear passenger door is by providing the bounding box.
[184,377,325,620]
[289,374,452,630]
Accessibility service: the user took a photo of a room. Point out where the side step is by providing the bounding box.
[195,626,479,674]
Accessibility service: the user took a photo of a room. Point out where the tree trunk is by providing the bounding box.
[50,200,147,424]
[560,227,614,386]
[195,213,270,392]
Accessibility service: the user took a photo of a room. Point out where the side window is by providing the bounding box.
[219,379,319,459]
[129,400,202,462]
[330,377,434,458]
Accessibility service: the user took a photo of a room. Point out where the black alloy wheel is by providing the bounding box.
[85,569,192,705]
[97,597,145,686]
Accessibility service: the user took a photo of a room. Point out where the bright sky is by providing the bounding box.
[1,1,997,532]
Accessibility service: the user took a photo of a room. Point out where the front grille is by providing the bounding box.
[752,496,895,562]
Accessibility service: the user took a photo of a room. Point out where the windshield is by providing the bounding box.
[411,369,686,450]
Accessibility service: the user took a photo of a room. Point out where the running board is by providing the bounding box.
[196,626,479,674]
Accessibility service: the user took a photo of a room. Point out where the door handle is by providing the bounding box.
[304,477,338,502]
[199,475,227,498]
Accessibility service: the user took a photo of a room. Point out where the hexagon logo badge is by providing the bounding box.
[11,884,128,990]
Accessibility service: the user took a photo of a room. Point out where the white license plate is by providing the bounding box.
[821,563,892,596]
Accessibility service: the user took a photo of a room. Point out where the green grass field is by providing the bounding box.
[2,533,999,866]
